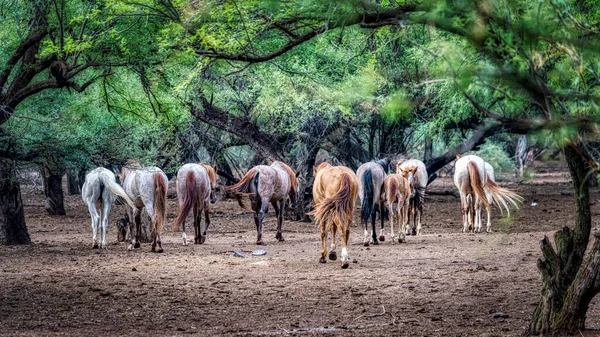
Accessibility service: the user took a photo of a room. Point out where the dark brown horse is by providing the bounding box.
[226,161,299,245]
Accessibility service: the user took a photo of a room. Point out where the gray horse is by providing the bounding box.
[356,158,391,246]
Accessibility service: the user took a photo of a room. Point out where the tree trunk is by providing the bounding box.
[528,143,599,336]
[42,167,66,215]
[291,146,319,222]
[424,135,433,165]
[67,170,80,195]
[0,159,30,244]
[78,170,86,190]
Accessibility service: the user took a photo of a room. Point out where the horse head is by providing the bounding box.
[400,166,419,197]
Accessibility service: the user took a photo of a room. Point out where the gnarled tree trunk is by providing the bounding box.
[42,158,66,216]
[0,159,30,244]
[528,143,600,335]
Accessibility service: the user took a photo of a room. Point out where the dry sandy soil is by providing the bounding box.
[1,161,600,337]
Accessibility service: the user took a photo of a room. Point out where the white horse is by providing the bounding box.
[82,168,136,249]
[121,165,168,252]
[454,154,522,232]
[397,159,428,235]
[173,163,217,245]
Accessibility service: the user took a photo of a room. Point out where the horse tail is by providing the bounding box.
[99,172,136,210]
[225,168,258,212]
[152,173,167,237]
[467,161,490,209]
[314,173,355,229]
[484,178,523,216]
[173,171,199,232]
[361,169,373,223]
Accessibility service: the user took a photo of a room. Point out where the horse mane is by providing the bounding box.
[200,163,217,186]
[314,162,332,175]
[375,158,391,173]
[273,161,298,193]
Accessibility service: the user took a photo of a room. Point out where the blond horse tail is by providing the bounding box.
[313,173,355,229]
[152,173,167,237]
[485,178,523,216]
[99,172,136,210]
[173,171,199,232]
[467,161,490,209]
[225,168,258,213]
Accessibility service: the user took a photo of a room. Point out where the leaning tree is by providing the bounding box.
[0,0,168,244]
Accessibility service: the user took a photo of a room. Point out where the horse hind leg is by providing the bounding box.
[87,201,101,249]
[128,208,142,250]
[273,200,285,242]
[339,225,350,269]
[255,198,268,245]
[101,193,113,249]
[201,203,210,244]
[193,203,201,244]
[328,222,337,261]
[378,202,385,242]
[319,222,327,264]
[370,203,379,245]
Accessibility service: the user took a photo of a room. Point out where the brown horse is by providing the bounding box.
[311,162,358,269]
[225,161,299,245]
[173,163,218,245]
[382,171,412,244]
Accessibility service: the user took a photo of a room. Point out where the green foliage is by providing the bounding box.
[470,141,516,176]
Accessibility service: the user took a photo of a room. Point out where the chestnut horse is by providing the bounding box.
[82,167,136,249]
[226,161,299,245]
[311,162,358,269]
[356,159,390,246]
[397,159,428,235]
[173,163,218,245]
[382,169,414,244]
[121,165,168,252]
[454,154,522,232]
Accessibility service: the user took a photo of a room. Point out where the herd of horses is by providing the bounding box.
[81,154,523,268]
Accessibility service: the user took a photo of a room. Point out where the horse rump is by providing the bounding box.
[173,171,200,232]
[313,173,355,230]
[225,168,258,212]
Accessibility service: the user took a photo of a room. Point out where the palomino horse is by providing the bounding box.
[226,161,299,245]
[382,170,411,244]
[397,159,428,235]
[454,154,522,232]
[121,165,168,252]
[311,162,358,269]
[82,167,136,249]
[173,163,218,245]
[356,158,391,246]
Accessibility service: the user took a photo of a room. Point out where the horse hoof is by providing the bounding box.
[363,241,370,247]
[200,235,206,244]
[341,262,349,269]
[319,256,327,264]
[328,251,337,261]
[134,242,141,249]
[155,248,164,253]
[256,240,265,245]
[92,243,99,249]
[372,240,379,245]
[127,244,133,251]
[398,237,405,243]
[379,235,385,242]
[275,233,284,242]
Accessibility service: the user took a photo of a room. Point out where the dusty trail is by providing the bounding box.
[2,162,600,336]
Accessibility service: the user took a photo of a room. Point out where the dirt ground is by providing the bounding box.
[2,161,600,337]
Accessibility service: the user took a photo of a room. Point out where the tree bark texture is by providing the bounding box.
[528,143,598,336]
[0,159,30,244]
[42,159,66,216]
